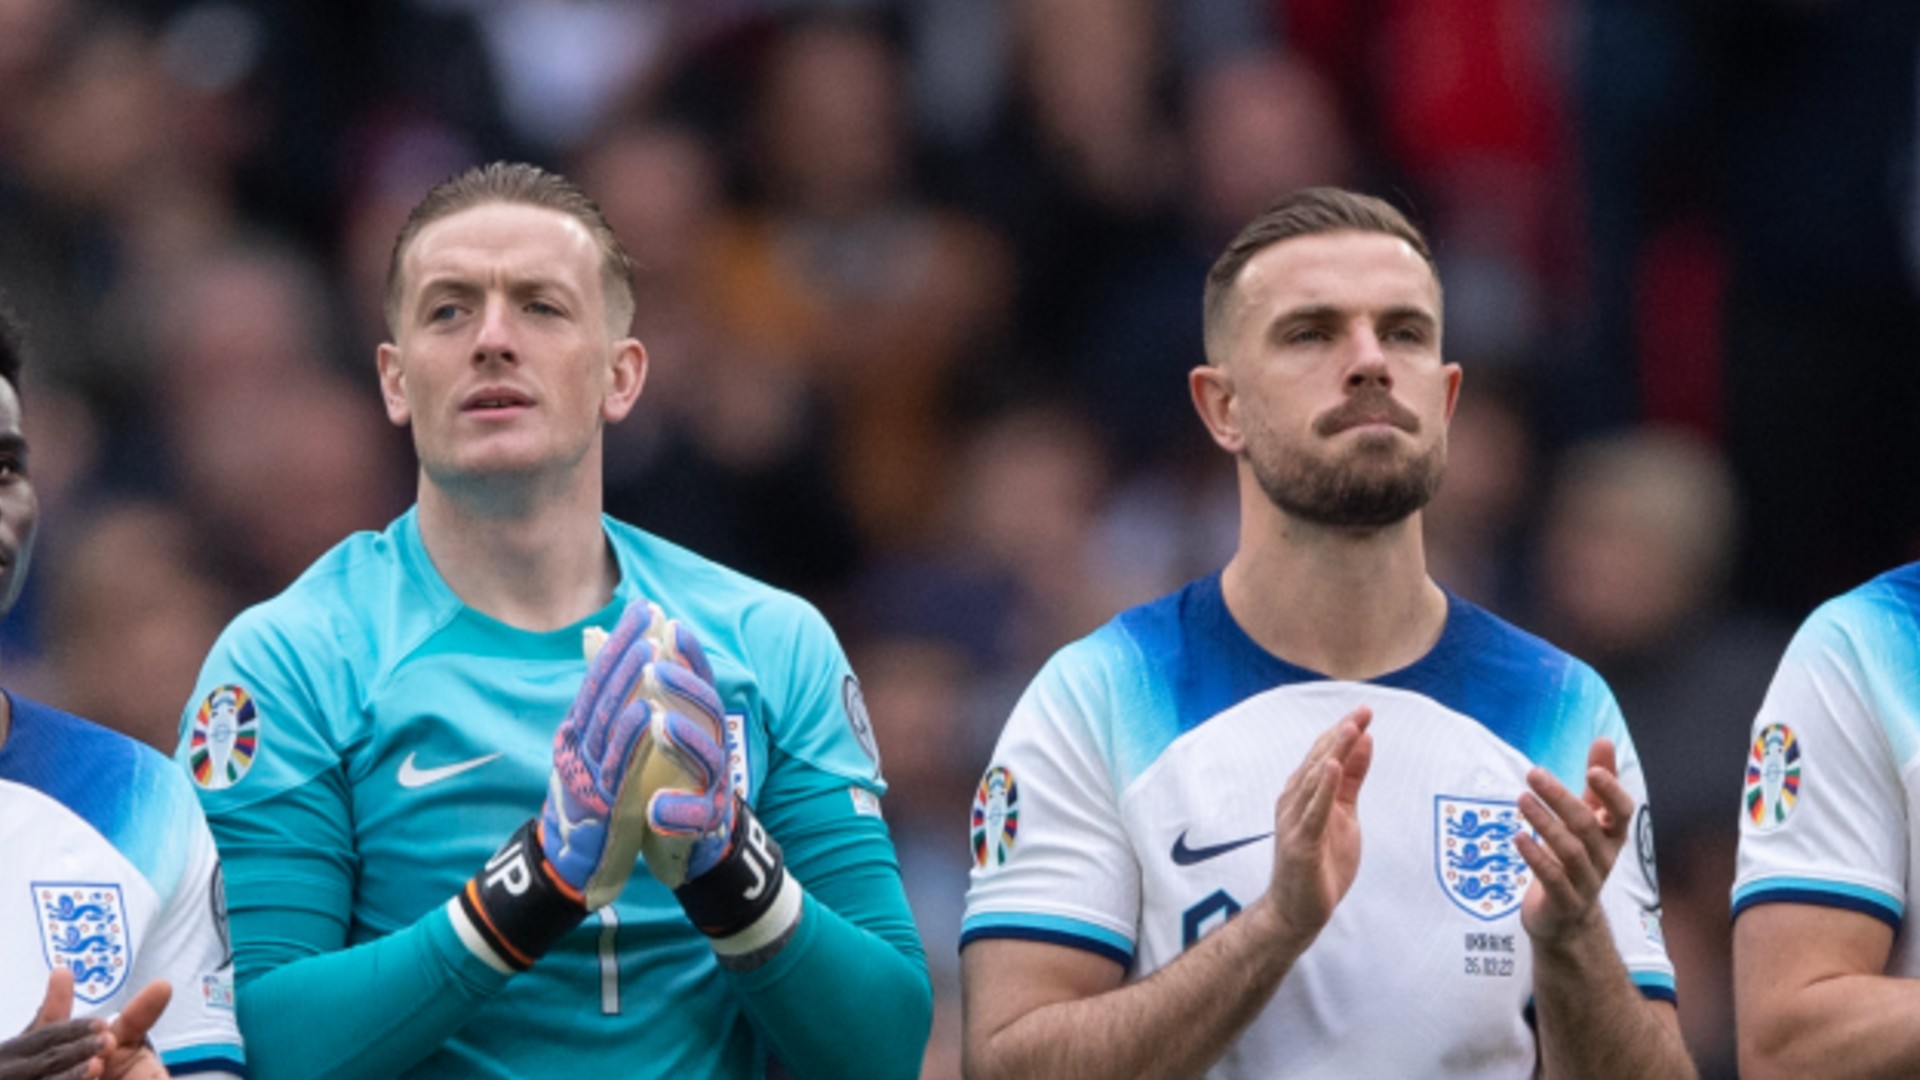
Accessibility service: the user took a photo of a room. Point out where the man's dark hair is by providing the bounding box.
[0,300,24,395]
[1201,187,1438,364]
[384,161,638,336]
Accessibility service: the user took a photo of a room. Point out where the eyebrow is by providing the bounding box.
[1269,303,1438,335]
[413,277,482,303]
[412,274,585,309]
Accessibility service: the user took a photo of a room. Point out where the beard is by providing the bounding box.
[1248,431,1447,529]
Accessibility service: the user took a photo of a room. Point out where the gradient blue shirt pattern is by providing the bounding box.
[964,575,1672,1079]
[1734,562,1920,960]
[3,695,245,1076]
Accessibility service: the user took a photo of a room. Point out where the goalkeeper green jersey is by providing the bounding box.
[178,508,929,1079]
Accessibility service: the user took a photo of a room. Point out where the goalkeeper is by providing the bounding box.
[177,162,929,1078]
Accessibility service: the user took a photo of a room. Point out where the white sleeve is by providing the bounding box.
[1593,700,1678,999]
[138,790,247,1077]
[1732,603,1907,926]
[961,649,1139,966]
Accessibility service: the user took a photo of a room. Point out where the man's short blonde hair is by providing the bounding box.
[384,161,637,336]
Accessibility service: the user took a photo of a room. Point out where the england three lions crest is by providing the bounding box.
[33,883,131,1004]
[1435,796,1534,921]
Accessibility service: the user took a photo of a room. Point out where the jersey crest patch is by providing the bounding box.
[190,685,259,790]
[1744,723,1801,829]
[972,766,1019,870]
[34,883,130,1004]
[1435,796,1533,921]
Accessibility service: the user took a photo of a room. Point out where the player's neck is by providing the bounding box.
[415,474,617,632]
[1222,507,1447,681]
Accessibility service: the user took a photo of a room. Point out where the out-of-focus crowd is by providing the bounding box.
[0,0,1914,1075]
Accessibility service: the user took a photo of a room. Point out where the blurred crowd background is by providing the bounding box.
[1,0,1915,1075]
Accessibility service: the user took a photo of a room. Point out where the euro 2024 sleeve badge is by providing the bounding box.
[1744,723,1801,830]
[1435,796,1534,920]
[971,766,1019,871]
[190,685,259,791]
[34,883,130,1004]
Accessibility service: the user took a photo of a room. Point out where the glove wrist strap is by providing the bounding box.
[674,802,792,942]
[455,819,588,972]
[708,871,803,972]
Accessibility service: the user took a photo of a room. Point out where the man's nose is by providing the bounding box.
[473,296,516,363]
[1345,328,1392,389]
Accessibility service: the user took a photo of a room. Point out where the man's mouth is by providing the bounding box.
[463,388,533,411]
[1317,394,1419,437]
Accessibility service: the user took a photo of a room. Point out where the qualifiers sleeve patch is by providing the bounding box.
[190,685,260,791]
[971,766,1019,870]
[843,675,882,779]
[1744,723,1801,830]
[1634,804,1659,898]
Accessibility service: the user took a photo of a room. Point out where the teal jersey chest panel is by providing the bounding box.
[184,509,887,1077]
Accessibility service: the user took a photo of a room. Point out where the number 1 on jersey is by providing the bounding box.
[596,907,620,1015]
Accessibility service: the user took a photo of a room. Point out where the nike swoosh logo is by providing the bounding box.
[1171,829,1273,866]
[398,751,502,789]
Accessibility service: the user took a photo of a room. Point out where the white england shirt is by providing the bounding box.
[1734,562,1920,961]
[964,575,1673,1079]
[1,694,245,1076]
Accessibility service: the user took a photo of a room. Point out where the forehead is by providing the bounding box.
[401,202,603,297]
[1233,229,1439,323]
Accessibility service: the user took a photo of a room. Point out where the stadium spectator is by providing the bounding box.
[704,14,1011,551]
[44,499,236,754]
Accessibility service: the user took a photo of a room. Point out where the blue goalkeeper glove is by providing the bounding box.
[637,634,801,969]
[453,599,699,972]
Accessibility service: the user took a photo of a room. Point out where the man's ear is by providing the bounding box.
[376,343,411,428]
[602,338,647,423]
[1190,363,1245,454]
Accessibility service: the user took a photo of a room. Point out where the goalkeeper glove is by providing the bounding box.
[640,649,802,970]
[450,599,697,972]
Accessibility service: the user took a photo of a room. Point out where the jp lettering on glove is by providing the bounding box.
[449,598,702,973]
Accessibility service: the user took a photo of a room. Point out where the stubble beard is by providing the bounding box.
[1248,434,1447,530]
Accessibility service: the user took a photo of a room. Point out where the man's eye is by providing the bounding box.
[526,301,561,317]
[428,303,462,322]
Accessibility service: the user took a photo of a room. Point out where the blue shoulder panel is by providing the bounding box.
[1,694,194,894]
[1100,576,1606,786]
[1831,564,1920,765]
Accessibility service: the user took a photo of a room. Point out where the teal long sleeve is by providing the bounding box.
[219,750,928,1078]
[234,905,511,1080]
[735,769,933,1079]
[214,765,514,1079]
